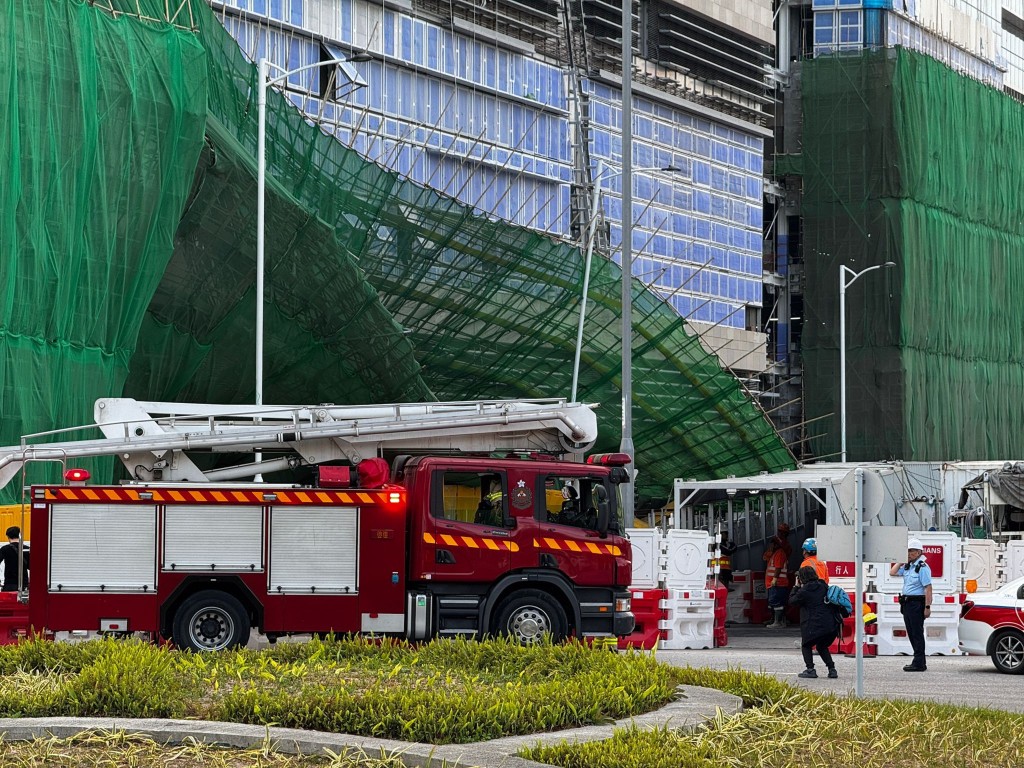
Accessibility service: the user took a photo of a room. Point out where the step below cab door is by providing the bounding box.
[422,467,513,582]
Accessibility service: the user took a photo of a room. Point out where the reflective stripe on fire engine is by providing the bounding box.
[422,532,519,552]
[533,537,621,556]
[42,487,391,505]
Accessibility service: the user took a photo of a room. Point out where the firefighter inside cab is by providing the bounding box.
[473,477,505,527]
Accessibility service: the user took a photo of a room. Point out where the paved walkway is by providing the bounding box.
[0,686,741,768]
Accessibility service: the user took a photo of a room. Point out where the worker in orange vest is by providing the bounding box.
[764,535,791,627]
[800,538,829,584]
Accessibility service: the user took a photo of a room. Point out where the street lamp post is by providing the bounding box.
[256,55,367,410]
[570,161,679,403]
[839,261,895,462]
[620,0,634,529]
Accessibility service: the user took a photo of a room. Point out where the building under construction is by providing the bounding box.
[207,0,1024,462]
[0,0,794,509]
[3,0,1023,509]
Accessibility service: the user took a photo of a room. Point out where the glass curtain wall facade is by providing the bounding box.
[210,0,774,377]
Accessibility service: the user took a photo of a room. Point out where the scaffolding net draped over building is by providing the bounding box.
[0,0,794,503]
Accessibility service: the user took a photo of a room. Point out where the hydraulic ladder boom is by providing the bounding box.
[0,398,599,489]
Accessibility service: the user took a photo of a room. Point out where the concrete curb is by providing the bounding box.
[0,686,741,768]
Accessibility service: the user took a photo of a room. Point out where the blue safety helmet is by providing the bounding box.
[802,537,817,554]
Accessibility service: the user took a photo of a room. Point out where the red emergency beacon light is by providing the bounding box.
[586,453,632,466]
[64,468,90,485]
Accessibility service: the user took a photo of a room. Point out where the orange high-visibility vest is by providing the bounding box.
[765,549,789,587]
[801,555,829,584]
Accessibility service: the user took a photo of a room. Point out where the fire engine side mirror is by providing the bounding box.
[595,485,610,538]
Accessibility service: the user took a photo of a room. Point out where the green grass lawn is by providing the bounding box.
[0,730,424,767]
[2,639,1022,767]
[521,667,1024,768]
[0,636,681,744]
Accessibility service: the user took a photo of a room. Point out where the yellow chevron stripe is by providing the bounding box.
[441,534,458,546]
[83,490,101,501]
[586,542,601,554]
[462,536,480,548]
[422,532,436,544]
[484,539,500,550]
[544,537,560,550]
[357,493,374,503]
[211,491,228,502]
[295,492,312,503]
[565,540,582,552]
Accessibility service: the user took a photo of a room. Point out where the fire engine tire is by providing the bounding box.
[990,629,1024,674]
[172,591,250,652]
[492,589,567,645]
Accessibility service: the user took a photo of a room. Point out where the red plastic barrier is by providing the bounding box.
[707,578,728,647]
[618,588,668,650]
[827,592,878,657]
[714,626,728,648]
[749,570,771,624]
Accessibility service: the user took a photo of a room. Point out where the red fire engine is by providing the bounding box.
[0,398,634,650]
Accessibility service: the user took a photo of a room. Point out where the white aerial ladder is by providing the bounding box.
[0,398,600,490]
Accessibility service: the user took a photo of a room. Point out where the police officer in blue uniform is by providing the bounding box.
[889,537,932,671]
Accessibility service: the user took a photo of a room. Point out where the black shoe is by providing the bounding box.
[798,668,818,678]
[903,664,927,672]
[827,668,838,679]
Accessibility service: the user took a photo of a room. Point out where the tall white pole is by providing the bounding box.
[256,57,268,411]
[620,0,635,528]
[854,466,864,697]
[571,160,606,403]
[839,265,847,462]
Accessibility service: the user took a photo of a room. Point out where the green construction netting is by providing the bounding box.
[800,48,1024,461]
[0,0,794,504]
[0,0,208,492]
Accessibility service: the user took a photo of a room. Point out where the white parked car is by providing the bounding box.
[959,575,1024,674]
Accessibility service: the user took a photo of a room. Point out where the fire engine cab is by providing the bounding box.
[0,398,634,650]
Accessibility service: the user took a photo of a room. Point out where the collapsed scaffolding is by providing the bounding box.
[0,0,795,504]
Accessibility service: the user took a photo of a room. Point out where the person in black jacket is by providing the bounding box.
[789,565,839,679]
[0,526,28,592]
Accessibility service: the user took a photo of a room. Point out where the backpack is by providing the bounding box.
[824,584,853,619]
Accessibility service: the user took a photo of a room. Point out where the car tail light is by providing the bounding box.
[960,600,975,618]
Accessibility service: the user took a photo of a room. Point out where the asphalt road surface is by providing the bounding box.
[658,626,1024,713]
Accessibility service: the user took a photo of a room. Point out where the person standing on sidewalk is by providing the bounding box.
[889,537,932,672]
[764,535,790,627]
[789,565,839,679]
[0,526,28,592]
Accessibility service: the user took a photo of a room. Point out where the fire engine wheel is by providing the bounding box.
[492,589,567,645]
[990,629,1024,674]
[173,591,250,652]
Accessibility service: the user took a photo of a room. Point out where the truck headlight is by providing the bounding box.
[615,597,631,613]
